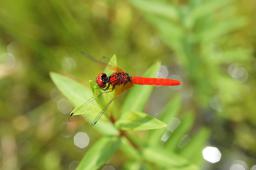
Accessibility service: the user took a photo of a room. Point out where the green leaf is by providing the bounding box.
[130,0,179,21]
[180,128,210,165]
[76,137,121,170]
[159,95,182,122]
[148,95,182,146]
[166,164,199,170]
[50,72,91,107]
[71,80,118,135]
[121,62,161,113]
[51,72,118,135]
[143,147,197,168]
[198,17,247,43]
[116,111,166,131]
[145,15,184,43]
[213,48,252,63]
[71,100,111,126]
[123,161,146,170]
[120,138,141,160]
[190,0,232,21]
[166,113,195,151]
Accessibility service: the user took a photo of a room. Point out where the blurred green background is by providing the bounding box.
[0,0,255,169]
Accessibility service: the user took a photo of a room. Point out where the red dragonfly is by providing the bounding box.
[96,72,181,91]
[71,52,182,125]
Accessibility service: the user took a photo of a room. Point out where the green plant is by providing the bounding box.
[129,0,256,158]
[51,55,209,170]
[130,0,251,109]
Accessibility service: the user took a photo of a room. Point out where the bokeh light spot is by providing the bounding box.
[209,96,222,112]
[230,160,247,170]
[57,98,72,114]
[228,64,248,82]
[73,132,90,149]
[62,57,77,71]
[230,164,245,170]
[202,146,221,163]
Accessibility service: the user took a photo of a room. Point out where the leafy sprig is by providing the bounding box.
[50,55,209,170]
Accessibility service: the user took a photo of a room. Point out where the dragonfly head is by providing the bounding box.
[96,73,109,89]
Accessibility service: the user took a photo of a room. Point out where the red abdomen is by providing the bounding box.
[131,76,181,86]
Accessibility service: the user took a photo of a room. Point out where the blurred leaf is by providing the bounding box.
[76,137,121,170]
[213,48,252,63]
[198,17,247,43]
[50,72,91,107]
[120,138,141,160]
[43,151,60,170]
[123,161,144,170]
[180,128,210,165]
[121,62,161,113]
[142,16,184,61]
[166,165,198,170]
[166,113,194,150]
[190,0,232,21]
[116,111,167,131]
[148,95,182,146]
[130,0,179,21]
[159,95,182,122]
[143,147,197,169]
[145,15,183,45]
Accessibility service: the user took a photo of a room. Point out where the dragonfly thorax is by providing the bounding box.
[96,72,132,91]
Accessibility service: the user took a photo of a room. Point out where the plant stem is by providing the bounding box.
[109,114,140,151]
[119,130,140,150]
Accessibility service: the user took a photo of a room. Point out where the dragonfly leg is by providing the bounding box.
[103,89,113,93]
[102,83,111,91]
[109,85,116,92]
[101,83,115,93]
[112,85,116,90]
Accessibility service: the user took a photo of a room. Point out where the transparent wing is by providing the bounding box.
[91,97,115,125]
[81,51,124,73]
[70,92,115,125]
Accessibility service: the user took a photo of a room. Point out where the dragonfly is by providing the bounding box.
[71,52,182,125]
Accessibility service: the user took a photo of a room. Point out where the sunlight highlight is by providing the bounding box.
[202,146,221,163]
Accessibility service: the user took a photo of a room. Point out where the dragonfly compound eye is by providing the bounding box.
[96,73,108,88]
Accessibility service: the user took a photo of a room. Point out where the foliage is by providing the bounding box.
[130,0,252,109]
[0,0,255,169]
[51,56,209,170]
[130,0,256,158]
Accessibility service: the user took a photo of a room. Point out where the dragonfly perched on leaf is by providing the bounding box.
[71,52,182,125]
